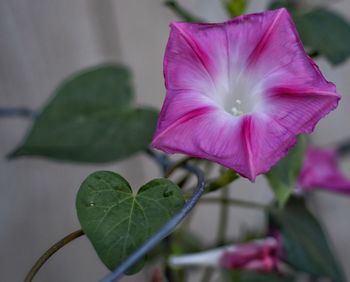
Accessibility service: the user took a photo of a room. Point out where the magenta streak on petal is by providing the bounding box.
[269,86,340,98]
[246,9,285,68]
[152,106,215,147]
[242,115,255,181]
[265,85,340,137]
[171,23,216,85]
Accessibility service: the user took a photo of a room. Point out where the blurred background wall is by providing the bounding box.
[1,0,350,281]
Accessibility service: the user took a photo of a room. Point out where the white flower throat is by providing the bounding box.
[222,72,262,117]
[231,99,243,116]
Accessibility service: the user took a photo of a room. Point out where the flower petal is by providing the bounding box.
[153,109,295,180]
[153,9,340,181]
[266,87,339,135]
[225,9,290,72]
[240,114,297,180]
[242,9,331,90]
[152,103,242,166]
[164,22,228,99]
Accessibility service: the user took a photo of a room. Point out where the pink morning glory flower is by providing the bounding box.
[169,237,281,272]
[152,8,339,181]
[298,147,350,194]
[220,238,280,272]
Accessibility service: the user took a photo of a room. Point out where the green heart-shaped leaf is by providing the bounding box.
[10,64,158,162]
[76,171,185,272]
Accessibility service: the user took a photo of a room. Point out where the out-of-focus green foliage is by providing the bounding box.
[269,198,345,281]
[164,0,204,22]
[223,0,247,18]
[76,171,185,273]
[223,270,294,282]
[9,64,158,163]
[269,1,350,65]
[295,8,350,65]
[268,0,296,11]
[171,231,204,255]
[266,136,306,207]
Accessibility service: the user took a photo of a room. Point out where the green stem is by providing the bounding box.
[165,157,194,178]
[201,188,231,282]
[201,197,268,210]
[217,188,229,246]
[176,160,208,192]
[164,236,175,282]
[24,229,84,282]
[176,172,192,189]
[206,170,239,194]
[201,267,215,282]
[184,170,239,199]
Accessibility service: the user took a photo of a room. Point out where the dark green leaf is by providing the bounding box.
[76,171,185,272]
[266,136,305,207]
[268,2,350,65]
[268,0,296,11]
[164,0,204,22]
[10,64,158,162]
[223,0,247,18]
[223,270,294,282]
[269,198,345,281]
[294,8,350,65]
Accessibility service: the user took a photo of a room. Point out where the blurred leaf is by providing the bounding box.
[223,270,295,282]
[76,171,185,272]
[268,0,296,11]
[266,136,306,207]
[295,8,350,65]
[164,0,204,22]
[268,2,350,65]
[269,198,345,281]
[10,64,158,163]
[223,0,247,18]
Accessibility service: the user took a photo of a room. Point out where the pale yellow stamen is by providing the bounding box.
[231,99,243,116]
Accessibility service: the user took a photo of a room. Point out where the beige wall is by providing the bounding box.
[1,0,350,281]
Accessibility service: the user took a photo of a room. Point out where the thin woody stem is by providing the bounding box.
[201,197,268,210]
[24,229,84,282]
[0,107,36,118]
[165,156,195,178]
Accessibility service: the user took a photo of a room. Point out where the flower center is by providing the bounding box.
[222,73,262,116]
[230,99,243,116]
